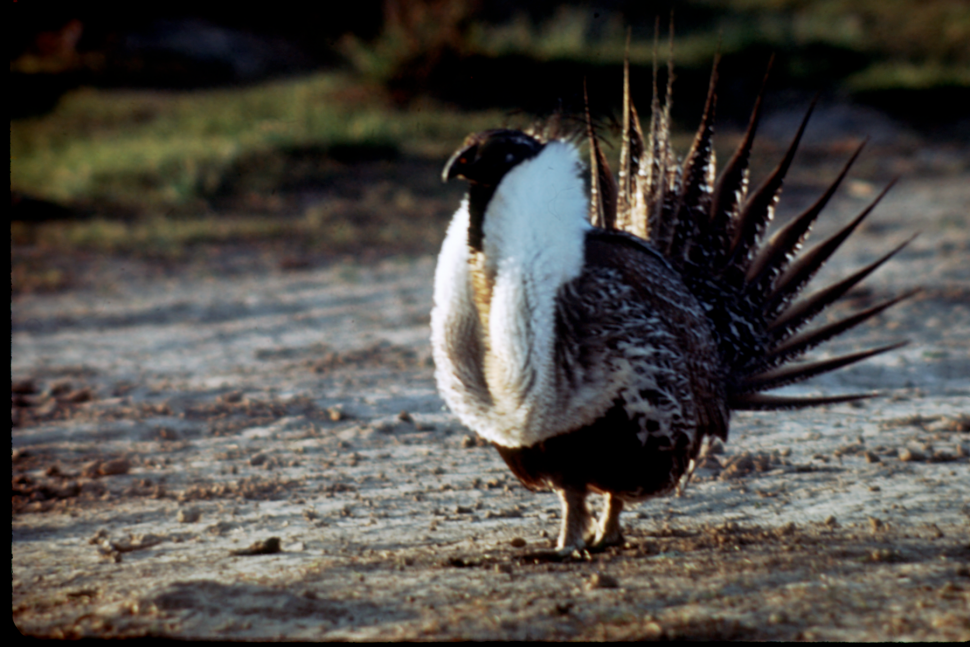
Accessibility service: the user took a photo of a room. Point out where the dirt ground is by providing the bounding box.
[11,124,970,640]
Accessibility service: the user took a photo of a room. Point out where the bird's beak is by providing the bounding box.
[442,142,478,183]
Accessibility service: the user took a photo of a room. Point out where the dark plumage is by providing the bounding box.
[431,44,912,554]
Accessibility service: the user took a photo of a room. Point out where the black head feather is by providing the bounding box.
[442,129,543,186]
[443,129,544,252]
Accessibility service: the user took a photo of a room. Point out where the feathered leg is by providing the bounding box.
[556,487,596,552]
[593,494,625,548]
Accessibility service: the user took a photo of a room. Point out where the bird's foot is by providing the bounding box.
[554,530,595,556]
[549,528,620,559]
[590,527,625,551]
[588,493,625,550]
[555,487,596,554]
[552,543,593,561]
[517,545,591,563]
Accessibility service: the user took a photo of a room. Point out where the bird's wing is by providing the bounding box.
[551,230,729,447]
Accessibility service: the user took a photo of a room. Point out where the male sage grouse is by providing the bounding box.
[431,48,913,554]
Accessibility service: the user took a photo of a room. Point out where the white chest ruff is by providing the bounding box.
[430,143,616,448]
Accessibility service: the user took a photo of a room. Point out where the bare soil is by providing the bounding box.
[11,133,970,640]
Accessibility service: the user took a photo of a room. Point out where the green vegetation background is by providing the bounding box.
[11,0,969,289]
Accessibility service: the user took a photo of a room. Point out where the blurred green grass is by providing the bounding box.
[11,71,503,287]
[346,1,968,92]
[11,0,968,287]
[11,72,503,209]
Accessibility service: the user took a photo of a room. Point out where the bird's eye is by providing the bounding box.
[505,153,515,163]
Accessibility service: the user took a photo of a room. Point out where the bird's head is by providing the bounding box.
[440,129,586,258]
[442,129,544,186]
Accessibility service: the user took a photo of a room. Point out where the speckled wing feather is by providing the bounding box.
[555,229,728,455]
[492,226,728,505]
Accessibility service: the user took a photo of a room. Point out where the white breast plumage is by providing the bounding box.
[433,141,618,449]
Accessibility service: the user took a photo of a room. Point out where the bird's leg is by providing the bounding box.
[592,493,625,548]
[556,486,595,553]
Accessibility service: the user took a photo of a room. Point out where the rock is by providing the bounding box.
[898,448,924,462]
[177,507,202,523]
[229,537,282,556]
[587,573,619,589]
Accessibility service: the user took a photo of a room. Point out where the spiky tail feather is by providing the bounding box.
[586,36,914,411]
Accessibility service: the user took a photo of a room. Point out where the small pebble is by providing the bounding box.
[83,458,131,478]
[101,458,130,476]
[898,448,924,462]
[870,548,893,562]
[775,521,797,536]
[230,537,281,556]
[49,380,73,397]
[62,388,93,403]
[177,507,201,523]
[11,379,37,395]
[587,573,619,589]
[510,537,527,548]
[937,582,961,599]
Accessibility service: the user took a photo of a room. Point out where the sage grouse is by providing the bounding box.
[431,54,912,554]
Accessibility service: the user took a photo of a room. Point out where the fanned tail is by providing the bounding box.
[667,53,718,267]
[651,20,681,252]
[730,392,877,411]
[585,78,617,230]
[706,57,771,271]
[595,29,912,411]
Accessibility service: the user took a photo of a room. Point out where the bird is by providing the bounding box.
[430,44,914,555]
